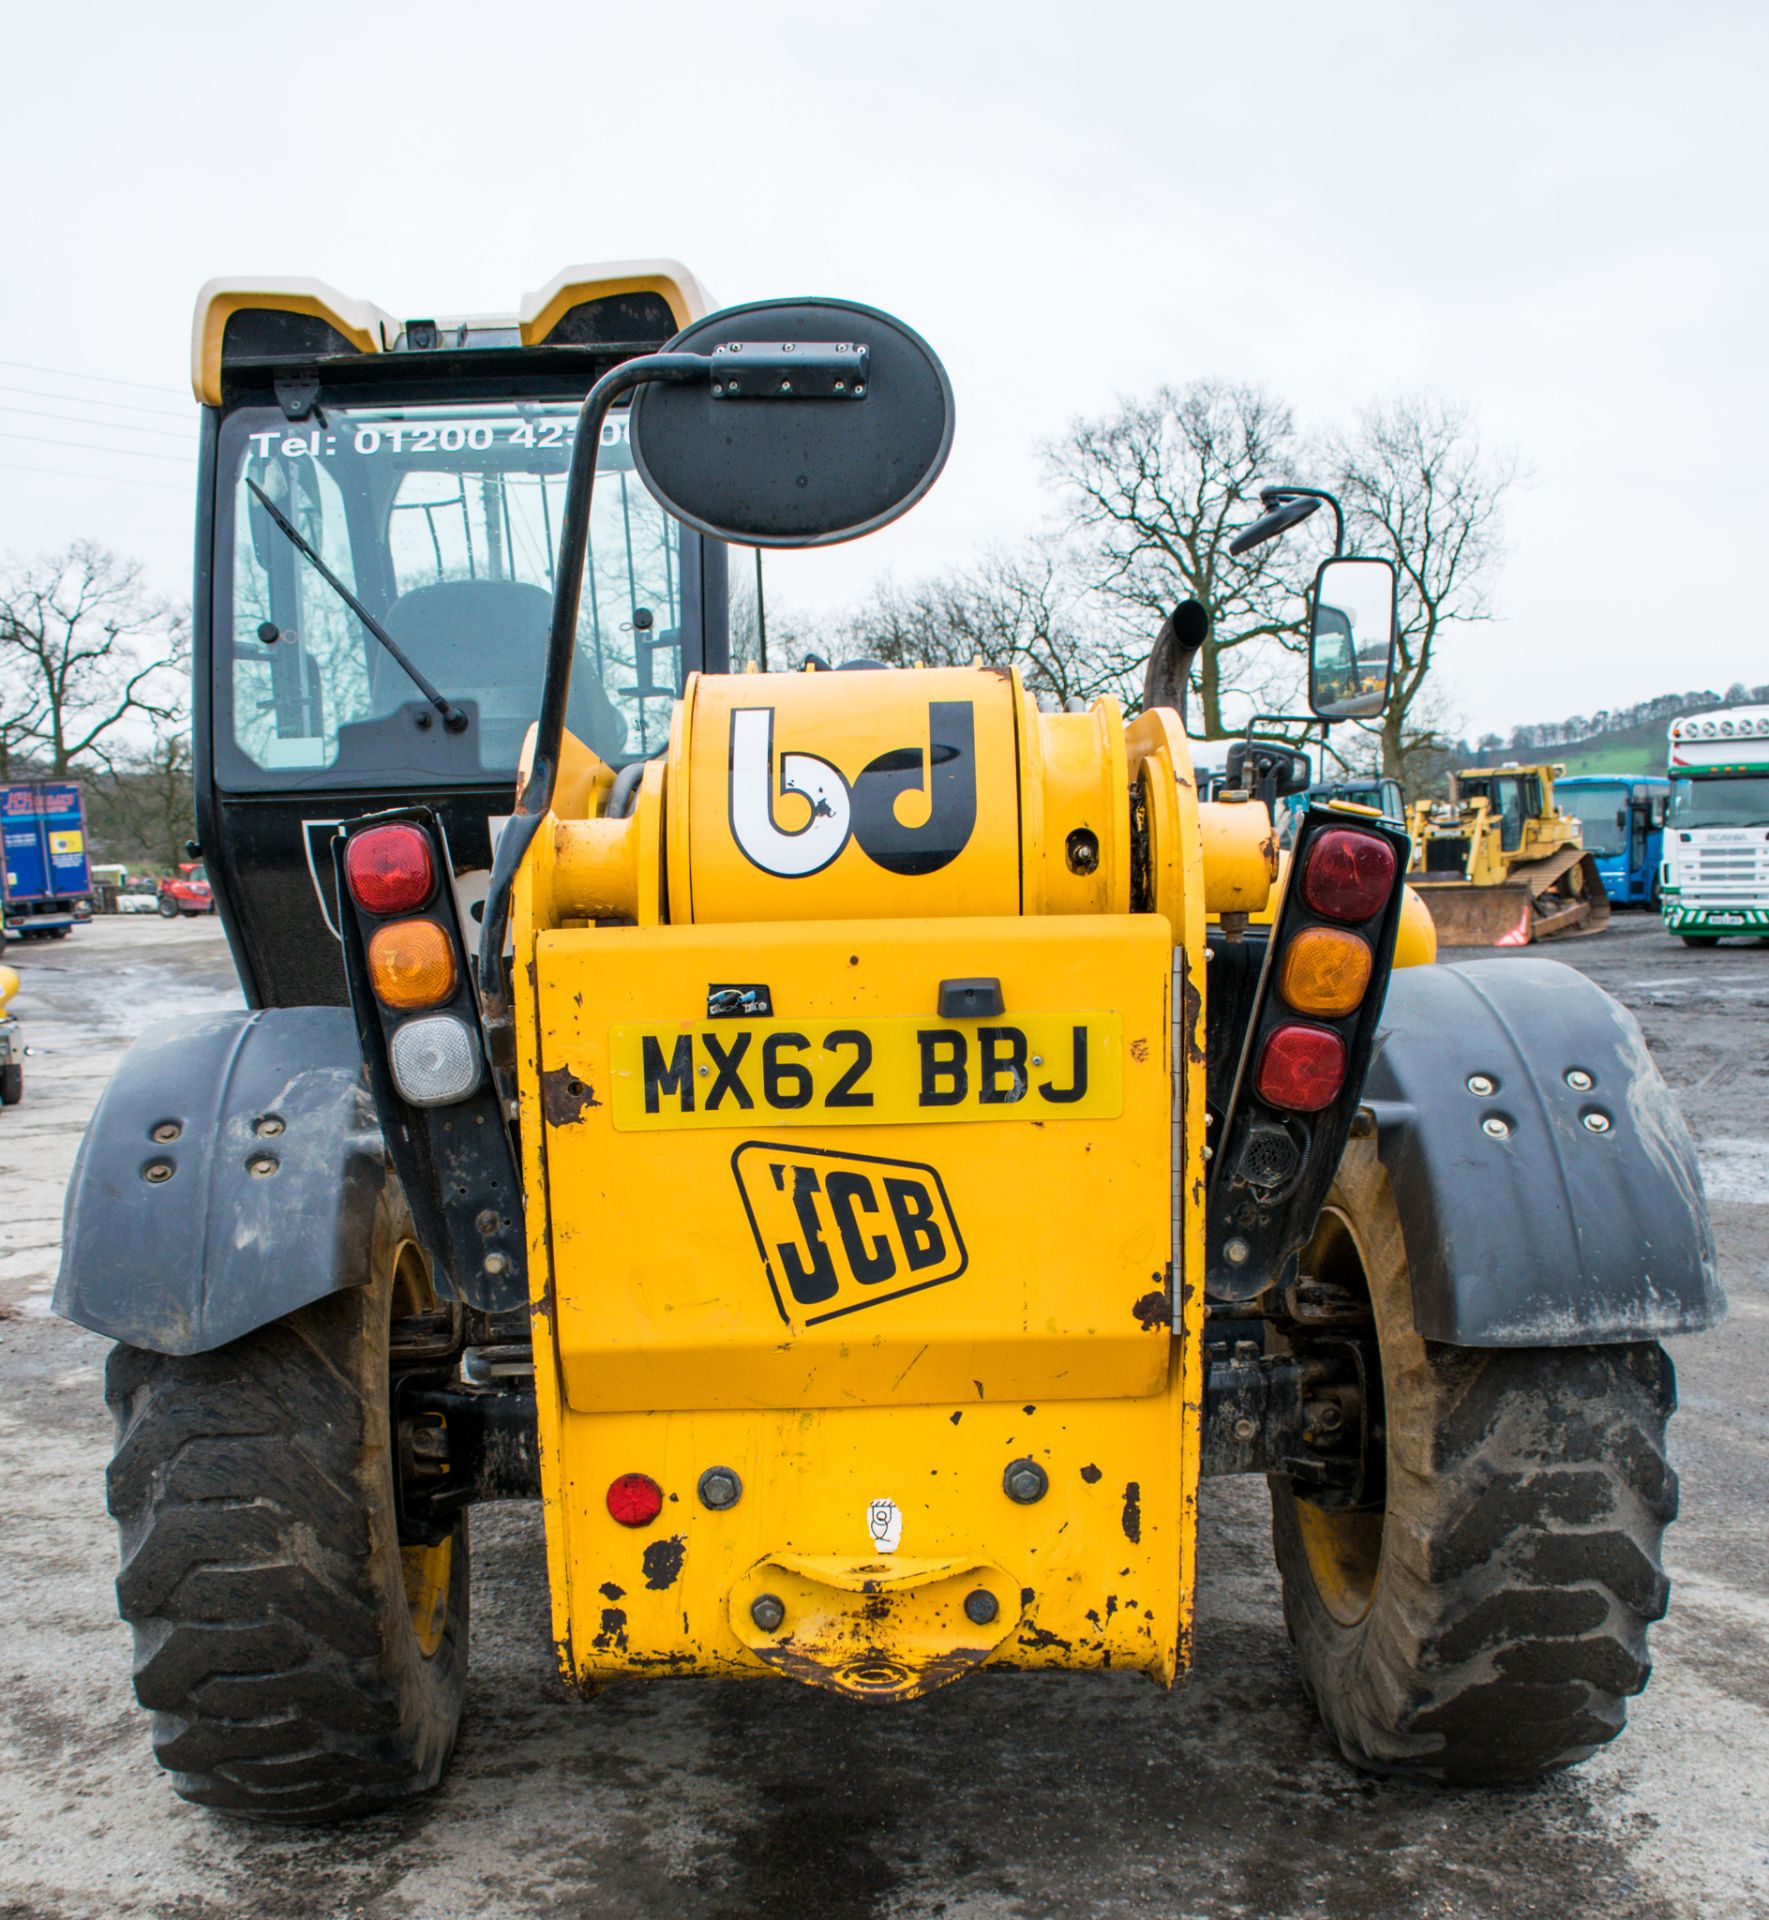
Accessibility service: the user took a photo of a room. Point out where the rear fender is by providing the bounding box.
[1365,959,1724,1344]
[53,1008,387,1354]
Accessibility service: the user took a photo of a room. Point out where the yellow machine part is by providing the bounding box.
[0,965,18,1008]
[512,665,1214,1700]
[1406,767,1609,946]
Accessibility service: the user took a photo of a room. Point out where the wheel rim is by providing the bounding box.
[389,1232,453,1660]
[1292,1205,1385,1629]
[401,1537,453,1658]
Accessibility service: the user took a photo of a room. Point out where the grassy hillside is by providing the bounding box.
[1550,720,1671,777]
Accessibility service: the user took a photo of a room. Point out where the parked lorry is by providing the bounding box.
[1660,707,1769,943]
[1555,775,1667,908]
[1,780,93,940]
[1405,764,1610,945]
[56,267,1722,1822]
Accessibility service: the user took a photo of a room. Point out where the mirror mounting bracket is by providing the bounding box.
[710,341,869,400]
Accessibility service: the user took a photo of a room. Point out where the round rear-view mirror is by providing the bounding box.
[628,297,954,549]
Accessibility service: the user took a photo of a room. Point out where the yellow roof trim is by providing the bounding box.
[192,278,392,405]
[516,259,712,348]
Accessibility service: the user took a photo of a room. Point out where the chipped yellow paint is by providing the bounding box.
[514,669,1212,1696]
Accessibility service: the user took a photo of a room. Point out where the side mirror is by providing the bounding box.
[1308,557,1396,720]
[629,297,954,547]
[1615,808,1630,832]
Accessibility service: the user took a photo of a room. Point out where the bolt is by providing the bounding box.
[1233,1416,1258,1443]
[1467,1073,1496,1096]
[143,1160,174,1184]
[698,1466,742,1511]
[963,1588,999,1626]
[476,1209,500,1236]
[151,1121,181,1143]
[255,1115,284,1137]
[1303,1398,1344,1433]
[248,1155,278,1177]
[1482,1116,1510,1139]
[1031,1055,1043,1068]
[780,380,792,392]
[1583,1111,1612,1134]
[750,1593,785,1633]
[698,1064,709,1078]
[712,382,725,396]
[484,1252,509,1275]
[1224,1237,1251,1267]
[1003,1458,1048,1504]
[853,383,866,396]
[1566,1068,1594,1092]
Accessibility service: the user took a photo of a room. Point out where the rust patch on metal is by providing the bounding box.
[541,1065,600,1126]
[1019,1624,1073,1653]
[1132,1273,1170,1331]
[1121,1481,1142,1544]
[641,1536,686,1590]
[1129,1037,1151,1064]
[599,1580,625,1602]
[1080,1462,1102,1484]
[592,1606,628,1651]
[1180,955,1205,1066]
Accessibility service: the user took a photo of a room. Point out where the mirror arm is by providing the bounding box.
[476,350,711,1003]
[1260,485,1345,558]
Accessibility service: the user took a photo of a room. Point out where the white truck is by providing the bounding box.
[1661,704,1769,943]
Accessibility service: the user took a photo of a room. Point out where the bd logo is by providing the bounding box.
[731,1141,968,1327]
[728,701,976,879]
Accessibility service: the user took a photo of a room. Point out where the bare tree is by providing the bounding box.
[1331,398,1516,782]
[829,544,1125,708]
[0,543,188,775]
[1046,380,1312,735]
[87,726,195,870]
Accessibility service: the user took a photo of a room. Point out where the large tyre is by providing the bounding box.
[0,1062,21,1105]
[157,895,178,918]
[104,1187,468,1821]
[1680,933,1718,948]
[1269,1136,1677,1785]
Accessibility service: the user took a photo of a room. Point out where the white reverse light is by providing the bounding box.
[389,1014,483,1107]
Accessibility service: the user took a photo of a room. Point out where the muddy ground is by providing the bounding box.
[0,914,1764,1920]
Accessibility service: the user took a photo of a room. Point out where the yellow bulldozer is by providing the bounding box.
[1405,763,1611,945]
[54,268,1721,1819]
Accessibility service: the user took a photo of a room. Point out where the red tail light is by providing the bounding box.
[606,1473,663,1528]
[1302,828,1396,924]
[345,824,436,916]
[1255,1023,1347,1111]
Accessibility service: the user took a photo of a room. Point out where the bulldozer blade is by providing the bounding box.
[1409,851,1612,948]
[1409,882,1539,948]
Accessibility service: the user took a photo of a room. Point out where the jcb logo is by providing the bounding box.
[728,701,977,879]
[732,1142,968,1327]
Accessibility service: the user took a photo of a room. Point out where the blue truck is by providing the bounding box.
[1,780,94,941]
[1554,774,1668,907]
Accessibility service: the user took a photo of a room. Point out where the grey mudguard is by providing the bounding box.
[1366,958,1724,1346]
[54,1007,387,1354]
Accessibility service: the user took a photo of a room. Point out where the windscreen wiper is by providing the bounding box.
[245,478,468,734]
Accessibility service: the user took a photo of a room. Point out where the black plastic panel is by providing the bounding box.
[1367,958,1725,1345]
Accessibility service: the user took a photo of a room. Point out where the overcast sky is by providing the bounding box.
[4,0,1763,739]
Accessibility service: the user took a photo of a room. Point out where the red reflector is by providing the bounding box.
[1255,1023,1348,1112]
[345,824,436,916]
[606,1473,663,1528]
[1302,829,1396,924]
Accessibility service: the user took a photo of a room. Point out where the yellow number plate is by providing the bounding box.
[608,1013,1123,1132]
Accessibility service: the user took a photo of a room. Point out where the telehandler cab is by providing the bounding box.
[59,265,1722,1821]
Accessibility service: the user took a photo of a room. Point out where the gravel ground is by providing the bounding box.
[0,913,1764,1920]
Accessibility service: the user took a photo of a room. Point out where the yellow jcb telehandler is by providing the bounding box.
[56,270,1720,1821]
[1406,763,1611,945]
